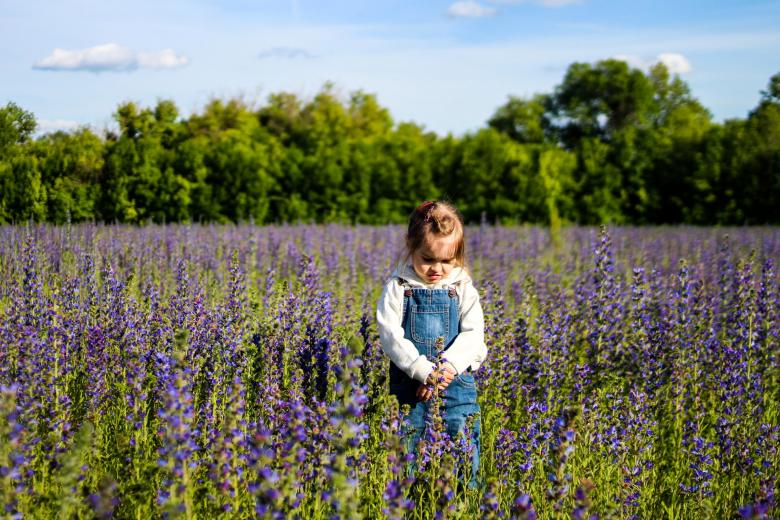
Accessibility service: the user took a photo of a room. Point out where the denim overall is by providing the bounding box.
[389,281,481,487]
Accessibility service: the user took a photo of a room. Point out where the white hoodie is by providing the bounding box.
[376,263,488,383]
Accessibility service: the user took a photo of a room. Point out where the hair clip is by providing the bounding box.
[418,201,435,222]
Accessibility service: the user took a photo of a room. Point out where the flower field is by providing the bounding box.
[0,224,778,519]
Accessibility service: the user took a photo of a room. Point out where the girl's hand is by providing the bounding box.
[426,366,455,391]
[440,361,457,377]
[416,384,435,401]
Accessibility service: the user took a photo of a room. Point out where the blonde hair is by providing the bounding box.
[405,200,467,269]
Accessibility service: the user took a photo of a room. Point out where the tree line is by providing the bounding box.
[1,59,778,225]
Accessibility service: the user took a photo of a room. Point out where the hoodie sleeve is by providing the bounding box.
[441,280,487,374]
[376,278,435,384]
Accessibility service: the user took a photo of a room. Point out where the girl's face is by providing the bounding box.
[411,233,459,283]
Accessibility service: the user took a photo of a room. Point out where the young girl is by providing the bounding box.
[376,200,487,486]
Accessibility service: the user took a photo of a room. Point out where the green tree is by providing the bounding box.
[549,60,717,223]
[552,59,656,223]
[0,155,47,223]
[635,63,713,223]
[730,72,780,223]
[0,103,46,222]
[341,90,394,222]
[488,94,552,144]
[297,84,352,221]
[0,102,36,154]
[348,90,393,139]
[258,92,304,146]
[643,99,713,223]
[206,128,275,223]
[1,71,777,225]
[192,98,279,222]
[101,100,193,222]
[363,122,439,223]
[537,146,577,227]
[552,59,655,147]
[174,136,216,222]
[34,129,104,223]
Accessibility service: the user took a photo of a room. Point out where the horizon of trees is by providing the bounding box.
[1,59,778,226]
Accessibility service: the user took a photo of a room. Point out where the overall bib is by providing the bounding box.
[389,282,481,487]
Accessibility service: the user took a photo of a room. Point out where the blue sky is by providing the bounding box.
[2,0,779,135]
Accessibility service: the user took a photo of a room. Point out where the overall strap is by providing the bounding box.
[398,277,413,297]
[445,280,463,299]
[398,278,413,327]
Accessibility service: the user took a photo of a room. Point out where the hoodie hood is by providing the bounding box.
[390,263,472,288]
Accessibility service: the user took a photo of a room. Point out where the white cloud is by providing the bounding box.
[257,47,314,60]
[613,53,692,75]
[34,43,136,71]
[657,53,692,74]
[446,1,497,18]
[33,43,188,72]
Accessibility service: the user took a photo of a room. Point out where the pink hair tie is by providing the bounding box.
[418,201,435,222]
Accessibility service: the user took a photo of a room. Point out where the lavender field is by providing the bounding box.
[0,224,778,519]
